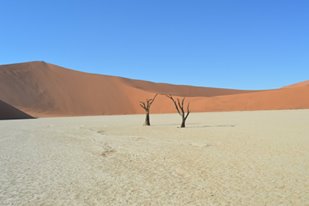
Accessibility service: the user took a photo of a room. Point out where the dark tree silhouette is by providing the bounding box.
[139,94,158,126]
[166,95,191,128]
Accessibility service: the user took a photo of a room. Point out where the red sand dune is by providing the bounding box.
[0,61,308,118]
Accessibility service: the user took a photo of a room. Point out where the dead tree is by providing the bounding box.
[166,95,191,128]
[139,94,158,126]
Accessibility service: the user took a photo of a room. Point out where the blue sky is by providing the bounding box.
[1,0,308,89]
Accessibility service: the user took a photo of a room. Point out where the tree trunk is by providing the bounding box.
[144,113,150,126]
[181,118,186,128]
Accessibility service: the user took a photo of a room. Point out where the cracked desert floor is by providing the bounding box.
[0,110,308,206]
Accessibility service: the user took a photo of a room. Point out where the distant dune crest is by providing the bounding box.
[283,80,309,88]
[0,61,308,119]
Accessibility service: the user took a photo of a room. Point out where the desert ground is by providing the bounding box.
[0,110,308,206]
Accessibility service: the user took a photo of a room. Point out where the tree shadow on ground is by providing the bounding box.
[150,123,236,128]
[188,124,236,128]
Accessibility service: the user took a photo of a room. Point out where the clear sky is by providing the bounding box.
[1,0,308,89]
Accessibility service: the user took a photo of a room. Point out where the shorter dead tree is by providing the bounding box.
[166,95,191,128]
[139,94,158,126]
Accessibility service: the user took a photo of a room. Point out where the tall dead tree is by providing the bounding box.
[166,95,191,128]
[139,94,158,126]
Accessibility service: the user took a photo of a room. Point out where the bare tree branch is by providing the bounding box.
[139,93,159,126]
[166,95,191,128]
[166,95,182,115]
[149,93,158,105]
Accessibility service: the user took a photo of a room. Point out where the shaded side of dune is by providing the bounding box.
[0,100,33,120]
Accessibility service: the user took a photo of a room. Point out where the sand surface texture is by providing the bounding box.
[0,110,308,205]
